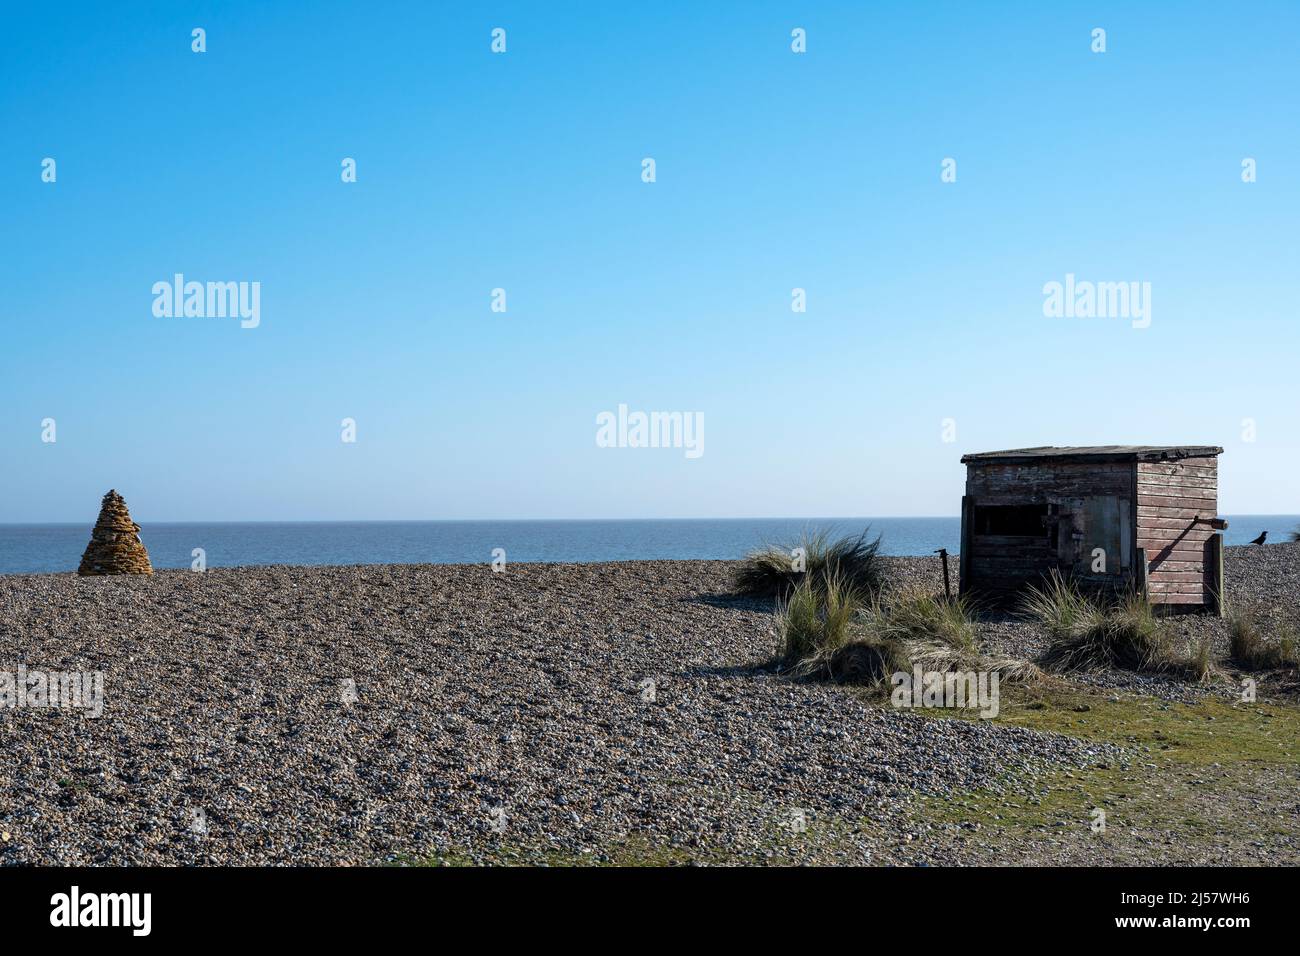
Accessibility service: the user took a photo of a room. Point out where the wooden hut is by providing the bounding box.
[958,446,1226,612]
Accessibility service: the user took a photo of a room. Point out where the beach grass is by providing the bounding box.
[733,528,885,600]
[1026,573,1176,674]
[861,586,978,652]
[1228,609,1300,671]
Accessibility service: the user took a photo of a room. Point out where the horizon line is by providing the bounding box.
[4,512,1298,527]
[1,515,961,526]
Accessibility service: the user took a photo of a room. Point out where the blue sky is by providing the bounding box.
[2,1,1297,522]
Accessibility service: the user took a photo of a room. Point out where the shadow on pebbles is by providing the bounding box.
[0,561,1118,865]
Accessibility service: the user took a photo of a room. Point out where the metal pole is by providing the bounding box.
[935,548,951,602]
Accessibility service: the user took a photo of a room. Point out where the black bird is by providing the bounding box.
[1250,531,1268,546]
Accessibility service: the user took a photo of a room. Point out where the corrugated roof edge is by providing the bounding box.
[960,445,1224,465]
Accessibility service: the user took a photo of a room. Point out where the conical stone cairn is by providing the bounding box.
[77,490,153,576]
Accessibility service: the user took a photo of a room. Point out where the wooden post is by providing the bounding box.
[935,548,951,602]
[1208,532,1226,617]
[1134,547,1149,603]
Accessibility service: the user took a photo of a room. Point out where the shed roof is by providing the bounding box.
[961,445,1223,465]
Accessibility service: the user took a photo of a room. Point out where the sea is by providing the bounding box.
[0,516,1295,575]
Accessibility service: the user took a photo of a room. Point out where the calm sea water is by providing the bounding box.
[0,516,1295,575]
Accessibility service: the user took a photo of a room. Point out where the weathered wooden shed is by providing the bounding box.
[958,446,1226,611]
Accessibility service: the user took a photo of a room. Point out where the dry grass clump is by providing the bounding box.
[1026,572,1177,674]
[778,573,911,685]
[1020,571,1104,646]
[859,586,1038,680]
[825,636,912,686]
[776,579,1037,687]
[778,573,859,666]
[1183,636,1217,684]
[863,586,979,653]
[735,528,885,600]
[1228,611,1299,671]
[908,640,1043,685]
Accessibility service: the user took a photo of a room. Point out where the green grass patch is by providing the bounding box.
[916,683,1300,844]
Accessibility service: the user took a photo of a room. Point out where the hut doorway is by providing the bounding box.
[1064,495,1133,580]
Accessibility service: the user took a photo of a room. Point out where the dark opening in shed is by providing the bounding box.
[974,504,1052,538]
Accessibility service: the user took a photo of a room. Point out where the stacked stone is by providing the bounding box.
[77,490,154,576]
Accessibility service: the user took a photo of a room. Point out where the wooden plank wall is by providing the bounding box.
[965,533,1057,595]
[966,461,1132,501]
[1135,456,1219,606]
[964,460,1131,599]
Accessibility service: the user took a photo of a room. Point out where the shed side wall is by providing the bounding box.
[1135,456,1219,605]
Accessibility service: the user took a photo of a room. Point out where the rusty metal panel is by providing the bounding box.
[1074,495,1125,580]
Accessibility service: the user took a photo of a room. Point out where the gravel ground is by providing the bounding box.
[0,545,1293,866]
[0,560,1119,866]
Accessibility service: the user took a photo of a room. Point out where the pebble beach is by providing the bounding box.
[0,545,1296,866]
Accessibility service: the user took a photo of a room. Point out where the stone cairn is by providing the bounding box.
[77,490,153,576]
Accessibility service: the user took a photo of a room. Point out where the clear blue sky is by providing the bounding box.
[2,1,1297,522]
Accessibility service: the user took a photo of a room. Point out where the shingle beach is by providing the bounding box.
[1,546,1296,866]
